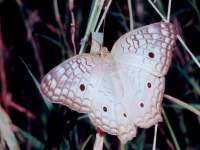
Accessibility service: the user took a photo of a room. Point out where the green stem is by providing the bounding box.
[162,109,181,150]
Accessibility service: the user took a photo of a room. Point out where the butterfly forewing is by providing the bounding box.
[40,54,102,113]
[111,22,177,76]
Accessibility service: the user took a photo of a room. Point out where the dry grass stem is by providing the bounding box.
[152,124,158,150]
[69,0,77,54]
[177,35,200,68]
[127,0,134,30]
[95,0,112,32]
[167,0,172,22]
[93,128,104,150]
[164,94,200,117]
[147,0,167,22]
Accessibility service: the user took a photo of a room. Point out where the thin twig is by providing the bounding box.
[162,109,181,150]
[95,0,112,32]
[177,35,200,68]
[164,94,200,117]
[29,37,44,80]
[167,0,172,22]
[80,135,93,150]
[152,124,158,150]
[53,0,64,33]
[147,0,167,22]
[93,128,104,150]
[127,0,134,30]
[53,0,70,57]
[69,0,77,55]
[159,127,176,150]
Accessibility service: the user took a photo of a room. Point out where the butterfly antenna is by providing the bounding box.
[152,124,158,150]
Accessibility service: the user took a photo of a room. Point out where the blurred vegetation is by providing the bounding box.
[0,0,200,149]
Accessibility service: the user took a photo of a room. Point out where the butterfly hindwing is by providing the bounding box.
[130,68,164,128]
[88,57,137,143]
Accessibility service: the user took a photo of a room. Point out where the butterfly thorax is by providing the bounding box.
[100,47,109,58]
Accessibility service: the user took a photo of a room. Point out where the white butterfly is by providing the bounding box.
[40,22,177,143]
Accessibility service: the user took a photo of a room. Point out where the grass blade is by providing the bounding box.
[80,134,93,150]
[20,57,53,111]
[162,109,181,150]
[15,125,43,149]
[0,106,20,150]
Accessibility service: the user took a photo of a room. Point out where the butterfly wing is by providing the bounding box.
[88,55,137,143]
[110,22,177,128]
[111,22,177,76]
[122,66,164,128]
[40,54,102,113]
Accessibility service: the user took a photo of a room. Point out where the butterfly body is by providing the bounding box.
[40,22,177,143]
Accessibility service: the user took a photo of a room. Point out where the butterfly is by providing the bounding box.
[40,22,177,143]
